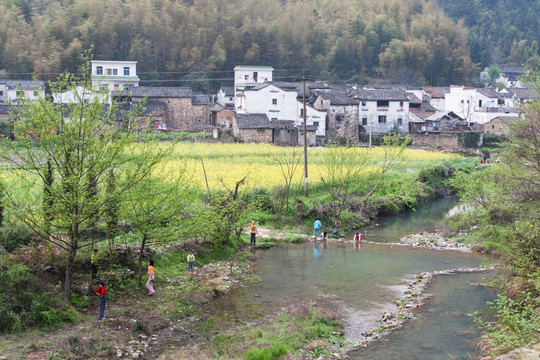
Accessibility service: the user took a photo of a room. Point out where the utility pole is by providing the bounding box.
[302,72,308,197]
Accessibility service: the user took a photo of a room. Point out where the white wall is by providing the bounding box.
[91,60,139,92]
[360,99,409,134]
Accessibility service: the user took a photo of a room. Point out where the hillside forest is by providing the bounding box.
[0,0,537,89]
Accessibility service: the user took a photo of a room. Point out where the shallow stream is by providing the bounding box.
[208,197,497,358]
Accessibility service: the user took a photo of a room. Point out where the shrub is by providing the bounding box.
[0,265,77,332]
[244,343,289,360]
[0,220,35,252]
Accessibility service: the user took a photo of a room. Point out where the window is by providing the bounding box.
[0,91,3,96]
[123,84,129,91]
[106,69,118,75]
[361,101,367,106]
[123,67,130,76]
[114,84,119,90]
[272,98,277,105]
[96,66,103,75]
[479,100,483,107]
[271,118,277,121]
[33,90,38,96]
[300,109,304,116]
[253,72,258,82]
[398,117,402,126]
[100,84,108,91]
[461,100,464,104]
[377,100,389,107]
[362,116,367,126]
[399,101,404,108]
[245,75,249,80]
[467,100,470,104]
[492,125,495,129]
[320,100,323,105]
[498,99,505,105]
[378,115,387,123]
[313,121,319,128]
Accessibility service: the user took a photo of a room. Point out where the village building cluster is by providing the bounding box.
[0,61,537,148]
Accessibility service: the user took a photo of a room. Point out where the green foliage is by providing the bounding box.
[0,265,78,332]
[460,132,482,148]
[417,162,455,196]
[249,188,274,213]
[0,219,34,252]
[0,121,12,139]
[471,291,540,355]
[0,0,477,85]
[482,133,505,148]
[69,293,90,310]
[244,343,289,360]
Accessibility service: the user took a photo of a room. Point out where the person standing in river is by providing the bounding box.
[313,218,322,237]
[250,221,257,245]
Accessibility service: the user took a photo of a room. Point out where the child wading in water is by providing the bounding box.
[93,281,107,320]
[146,260,155,296]
[354,232,363,250]
[187,250,195,272]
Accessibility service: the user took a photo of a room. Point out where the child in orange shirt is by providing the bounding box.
[146,260,155,296]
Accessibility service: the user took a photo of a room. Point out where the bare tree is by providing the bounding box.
[270,146,301,210]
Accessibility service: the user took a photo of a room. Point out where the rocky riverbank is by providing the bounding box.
[398,231,470,250]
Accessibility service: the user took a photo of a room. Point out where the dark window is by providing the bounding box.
[0,91,3,96]
[123,67,130,76]
[492,125,495,129]
[271,118,277,121]
[96,66,103,75]
[398,117,402,125]
[300,109,304,116]
[378,115,387,123]
[361,101,367,106]
[399,101,404,107]
[253,72,258,82]
[498,98,505,105]
[479,100,482,107]
[377,100,389,107]
[313,121,319,128]
[461,100,464,104]
[362,116,367,125]
[272,98,277,105]
[33,90,38,96]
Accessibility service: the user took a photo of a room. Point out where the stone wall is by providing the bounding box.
[327,105,358,143]
[411,133,462,149]
[274,128,297,145]
[238,128,273,143]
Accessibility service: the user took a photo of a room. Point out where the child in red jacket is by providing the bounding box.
[94,281,107,320]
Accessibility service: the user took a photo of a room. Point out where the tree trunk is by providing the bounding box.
[64,250,76,300]
[137,234,147,284]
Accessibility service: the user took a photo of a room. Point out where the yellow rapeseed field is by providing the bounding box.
[154,142,458,192]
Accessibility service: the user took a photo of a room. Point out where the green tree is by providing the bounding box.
[0,66,165,299]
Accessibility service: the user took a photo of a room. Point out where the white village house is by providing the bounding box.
[91,60,140,93]
[0,80,45,104]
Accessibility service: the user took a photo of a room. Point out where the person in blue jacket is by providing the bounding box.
[313,218,321,237]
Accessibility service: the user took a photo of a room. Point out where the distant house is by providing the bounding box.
[234,65,273,111]
[232,113,273,143]
[483,116,516,135]
[313,89,358,143]
[297,124,318,147]
[496,66,524,88]
[422,86,448,111]
[241,82,327,138]
[210,103,235,130]
[501,87,538,105]
[0,80,45,104]
[216,86,234,107]
[354,89,410,135]
[120,86,210,132]
[424,111,468,132]
[91,60,139,94]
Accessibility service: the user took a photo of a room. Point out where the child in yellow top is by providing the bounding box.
[187,250,195,272]
[250,221,257,245]
[146,260,155,296]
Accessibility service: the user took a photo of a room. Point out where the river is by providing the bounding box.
[209,197,497,358]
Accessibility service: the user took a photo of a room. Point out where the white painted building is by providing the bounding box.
[445,85,513,124]
[356,89,410,134]
[233,65,273,111]
[91,60,140,93]
[0,80,45,104]
[242,83,327,137]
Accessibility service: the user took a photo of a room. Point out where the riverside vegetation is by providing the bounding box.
[0,67,538,359]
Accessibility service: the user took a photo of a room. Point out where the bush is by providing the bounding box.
[0,220,35,252]
[0,265,78,332]
[244,343,289,360]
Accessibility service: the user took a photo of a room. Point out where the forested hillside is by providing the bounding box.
[0,0,476,88]
[437,0,540,69]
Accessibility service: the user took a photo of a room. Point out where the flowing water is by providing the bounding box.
[207,197,497,358]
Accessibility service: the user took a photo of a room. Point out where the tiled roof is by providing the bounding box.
[0,104,12,114]
[425,111,464,121]
[234,65,274,70]
[353,89,409,101]
[506,88,538,99]
[316,91,358,106]
[499,65,524,74]
[220,86,234,97]
[271,120,296,129]
[489,116,517,124]
[235,113,273,129]
[192,94,210,105]
[1,80,45,90]
[406,92,422,104]
[423,86,449,98]
[409,107,436,121]
[477,88,500,98]
[125,86,192,98]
